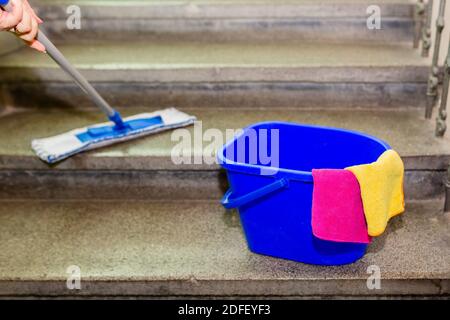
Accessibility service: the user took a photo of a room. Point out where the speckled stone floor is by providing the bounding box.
[1,40,425,69]
[0,199,448,296]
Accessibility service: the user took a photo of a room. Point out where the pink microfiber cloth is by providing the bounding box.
[311,169,371,244]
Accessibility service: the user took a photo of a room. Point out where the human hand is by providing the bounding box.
[0,0,45,52]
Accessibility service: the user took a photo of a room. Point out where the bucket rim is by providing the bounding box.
[217,121,391,181]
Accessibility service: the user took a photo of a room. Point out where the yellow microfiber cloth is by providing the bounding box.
[346,149,405,237]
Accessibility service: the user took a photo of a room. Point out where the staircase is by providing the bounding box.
[0,0,448,298]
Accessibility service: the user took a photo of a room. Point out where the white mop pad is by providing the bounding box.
[32,108,196,164]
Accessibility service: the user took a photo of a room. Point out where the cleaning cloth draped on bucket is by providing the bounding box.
[311,169,371,244]
[346,149,405,237]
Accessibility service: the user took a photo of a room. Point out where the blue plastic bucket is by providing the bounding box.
[218,122,390,266]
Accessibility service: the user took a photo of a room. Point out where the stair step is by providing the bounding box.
[1,40,427,82]
[0,40,428,108]
[0,107,447,200]
[35,0,414,43]
[0,198,448,297]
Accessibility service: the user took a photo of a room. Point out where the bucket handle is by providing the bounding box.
[221,178,289,209]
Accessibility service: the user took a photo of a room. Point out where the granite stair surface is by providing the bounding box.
[0,199,448,297]
[0,0,448,298]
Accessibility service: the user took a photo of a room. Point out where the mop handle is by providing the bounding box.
[1,0,118,121]
[37,31,117,119]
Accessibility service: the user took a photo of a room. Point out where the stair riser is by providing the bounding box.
[1,82,428,109]
[0,279,447,297]
[41,18,414,44]
[0,169,443,201]
[0,66,428,83]
[36,3,413,20]
[36,1,414,43]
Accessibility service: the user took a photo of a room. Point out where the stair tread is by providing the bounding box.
[0,199,448,296]
[2,40,425,68]
[0,39,427,82]
[0,107,448,170]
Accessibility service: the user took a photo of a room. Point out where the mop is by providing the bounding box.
[2,1,196,164]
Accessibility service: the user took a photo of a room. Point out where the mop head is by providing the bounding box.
[32,108,196,164]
